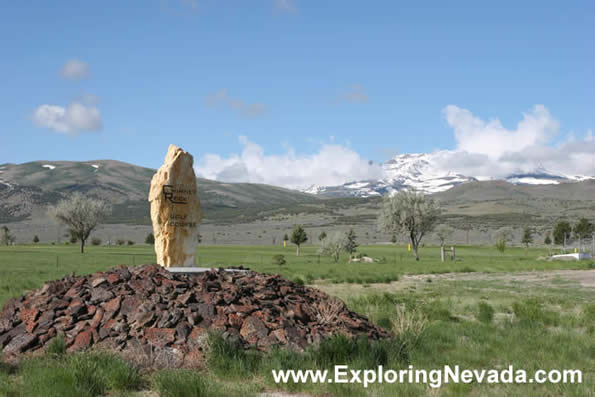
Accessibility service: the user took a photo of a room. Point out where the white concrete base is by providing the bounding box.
[165,266,247,273]
[551,253,593,261]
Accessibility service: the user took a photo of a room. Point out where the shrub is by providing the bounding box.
[127,240,135,246]
[477,302,495,324]
[33,235,40,243]
[318,231,347,263]
[46,334,66,356]
[272,254,286,266]
[391,305,427,352]
[145,233,155,245]
[513,299,560,326]
[91,238,102,246]
[116,239,125,246]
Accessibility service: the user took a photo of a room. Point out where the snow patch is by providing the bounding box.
[91,164,100,169]
[42,164,56,170]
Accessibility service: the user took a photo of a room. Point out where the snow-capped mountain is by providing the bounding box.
[303,153,593,197]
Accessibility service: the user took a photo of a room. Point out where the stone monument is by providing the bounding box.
[149,144,202,267]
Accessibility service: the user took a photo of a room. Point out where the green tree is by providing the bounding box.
[378,189,441,261]
[290,225,308,256]
[283,233,289,242]
[33,235,40,243]
[434,224,454,247]
[493,227,513,253]
[49,193,110,253]
[573,218,593,241]
[553,221,571,245]
[318,231,327,242]
[1,226,16,246]
[145,232,155,245]
[344,228,358,254]
[390,232,397,244]
[544,231,552,245]
[521,226,533,248]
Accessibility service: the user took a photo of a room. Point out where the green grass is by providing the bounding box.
[0,244,593,396]
[0,243,591,306]
[5,352,142,397]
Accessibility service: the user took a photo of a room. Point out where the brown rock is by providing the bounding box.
[148,145,202,267]
[70,329,93,351]
[145,328,176,348]
[106,273,120,284]
[102,296,122,315]
[272,328,287,344]
[91,277,107,288]
[120,296,140,317]
[133,311,155,329]
[19,308,39,324]
[90,287,114,304]
[240,316,269,344]
[67,300,86,317]
[3,333,37,354]
[187,327,208,349]
[90,307,104,329]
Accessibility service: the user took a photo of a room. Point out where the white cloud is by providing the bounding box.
[338,84,369,104]
[207,89,267,118]
[443,104,559,159]
[195,136,382,189]
[274,0,296,12]
[60,59,89,80]
[32,101,102,134]
[437,105,594,178]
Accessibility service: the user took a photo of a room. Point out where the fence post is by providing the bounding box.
[451,246,456,261]
[441,246,445,262]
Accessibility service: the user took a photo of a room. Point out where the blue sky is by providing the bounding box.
[1,1,593,187]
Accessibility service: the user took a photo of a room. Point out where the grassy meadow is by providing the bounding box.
[0,243,593,396]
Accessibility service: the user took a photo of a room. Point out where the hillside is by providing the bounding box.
[0,160,593,230]
[0,160,319,224]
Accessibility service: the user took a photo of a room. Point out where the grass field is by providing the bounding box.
[0,243,592,306]
[0,244,593,396]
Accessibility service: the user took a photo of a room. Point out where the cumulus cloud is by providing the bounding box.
[195,136,382,189]
[32,101,102,134]
[207,89,267,118]
[337,84,369,104]
[60,59,89,80]
[436,105,594,178]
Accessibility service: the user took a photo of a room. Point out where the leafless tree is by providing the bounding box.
[49,193,110,253]
[378,189,441,261]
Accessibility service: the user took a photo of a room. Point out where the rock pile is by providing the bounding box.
[0,264,389,368]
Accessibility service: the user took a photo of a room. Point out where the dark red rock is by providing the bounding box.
[240,316,269,344]
[91,277,107,288]
[67,300,86,317]
[133,311,155,329]
[90,287,114,303]
[19,307,39,324]
[90,307,104,329]
[102,296,122,315]
[145,328,176,348]
[0,264,390,366]
[4,333,38,354]
[106,273,120,284]
[70,329,93,351]
[120,296,142,317]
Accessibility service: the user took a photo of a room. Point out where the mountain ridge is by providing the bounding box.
[302,153,593,197]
